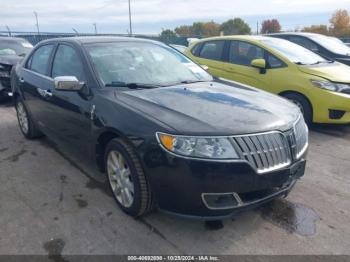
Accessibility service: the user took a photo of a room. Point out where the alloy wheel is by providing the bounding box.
[107,150,135,208]
[17,102,29,135]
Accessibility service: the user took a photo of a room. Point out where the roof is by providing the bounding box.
[195,35,274,42]
[39,36,162,45]
[268,32,321,37]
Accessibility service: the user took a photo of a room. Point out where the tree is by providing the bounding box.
[260,19,281,34]
[329,9,350,37]
[175,21,220,37]
[220,18,251,35]
[159,29,177,44]
[174,25,192,36]
[302,25,329,35]
[201,21,220,37]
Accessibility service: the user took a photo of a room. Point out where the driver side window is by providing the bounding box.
[288,36,319,52]
[52,44,85,81]
[229,41,264,66]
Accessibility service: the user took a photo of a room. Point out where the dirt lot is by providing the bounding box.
[0,101,350,256]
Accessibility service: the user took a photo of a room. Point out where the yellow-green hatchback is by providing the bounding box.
[185,36,350,124]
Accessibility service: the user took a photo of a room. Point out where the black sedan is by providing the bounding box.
[11,37,308,220]
[0,37,33,101]
[269,32,350,66]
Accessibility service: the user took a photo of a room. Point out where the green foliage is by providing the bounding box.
[220,18,251,35]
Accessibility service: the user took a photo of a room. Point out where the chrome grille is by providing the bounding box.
[232,132,292,174]
[290,116,309,159]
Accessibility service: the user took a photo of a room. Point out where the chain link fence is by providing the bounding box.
[0,31,190,46]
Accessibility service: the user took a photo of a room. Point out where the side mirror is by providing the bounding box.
[251,59,266,69]
[200,65,209,71]
[54,76,84,91]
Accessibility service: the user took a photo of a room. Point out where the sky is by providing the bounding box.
[1,0,350,34]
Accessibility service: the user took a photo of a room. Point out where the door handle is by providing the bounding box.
[44,90,53,97]
[37,88,53,98]
[19,77,25,83]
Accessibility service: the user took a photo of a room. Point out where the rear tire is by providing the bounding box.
[282,93,312,125]
[104,138,153,217]
[15,97,43,139]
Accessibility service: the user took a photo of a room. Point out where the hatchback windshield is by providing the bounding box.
[307,34,350,56]
[262,38,327,65]
[85,42,212,87]
[0,40,33,56]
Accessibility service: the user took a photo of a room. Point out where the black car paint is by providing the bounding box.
[12,37,305,219]
[269,33,350,66]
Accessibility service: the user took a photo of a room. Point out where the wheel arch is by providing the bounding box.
[95,127,135,172]
[279,90,314,121]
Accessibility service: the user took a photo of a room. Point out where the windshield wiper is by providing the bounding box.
[295,62,307,65]
[180,80,207,84]
[105,81,162,89]
[311,60,334,65]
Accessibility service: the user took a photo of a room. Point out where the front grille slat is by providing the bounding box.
[265,133,278,166]
[235,137,256,166]
[250,135,269,168]
[244,136,264,170]
[256,135,274,166]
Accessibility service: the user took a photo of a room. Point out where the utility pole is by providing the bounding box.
[34,11,40,36]
[128,0,133,36]
[256,21,259,35]
[93,23,97,35]
[5,25,11,36]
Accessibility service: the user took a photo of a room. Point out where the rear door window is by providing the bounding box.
[199,41,225,61]
[28,45,54,76]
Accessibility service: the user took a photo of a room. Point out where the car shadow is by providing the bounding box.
[309,123,350,138]
[0,98,13,108]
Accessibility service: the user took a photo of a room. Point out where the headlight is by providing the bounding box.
[156,133,239,159]
[310,80,350,94]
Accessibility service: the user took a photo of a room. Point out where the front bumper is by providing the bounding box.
[312,89,350,124]
[144,148,306,220]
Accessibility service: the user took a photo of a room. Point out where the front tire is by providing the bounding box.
[105,138,153,217]
[15,98,43,139]
[282,93,313,125]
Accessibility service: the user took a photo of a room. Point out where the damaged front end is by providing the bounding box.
[0,63,12,94]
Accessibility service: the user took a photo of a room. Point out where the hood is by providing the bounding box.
[298,62,350,83]
[0,55,23,66]
[115,80,300,136]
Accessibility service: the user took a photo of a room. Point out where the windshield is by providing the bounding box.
[262,38,327,65]
[85,42,212,87]
[307,34,350,56]
[0,40,33,56]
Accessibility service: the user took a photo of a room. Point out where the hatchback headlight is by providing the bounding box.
[310,80,350,94]
[156,133,239,159]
